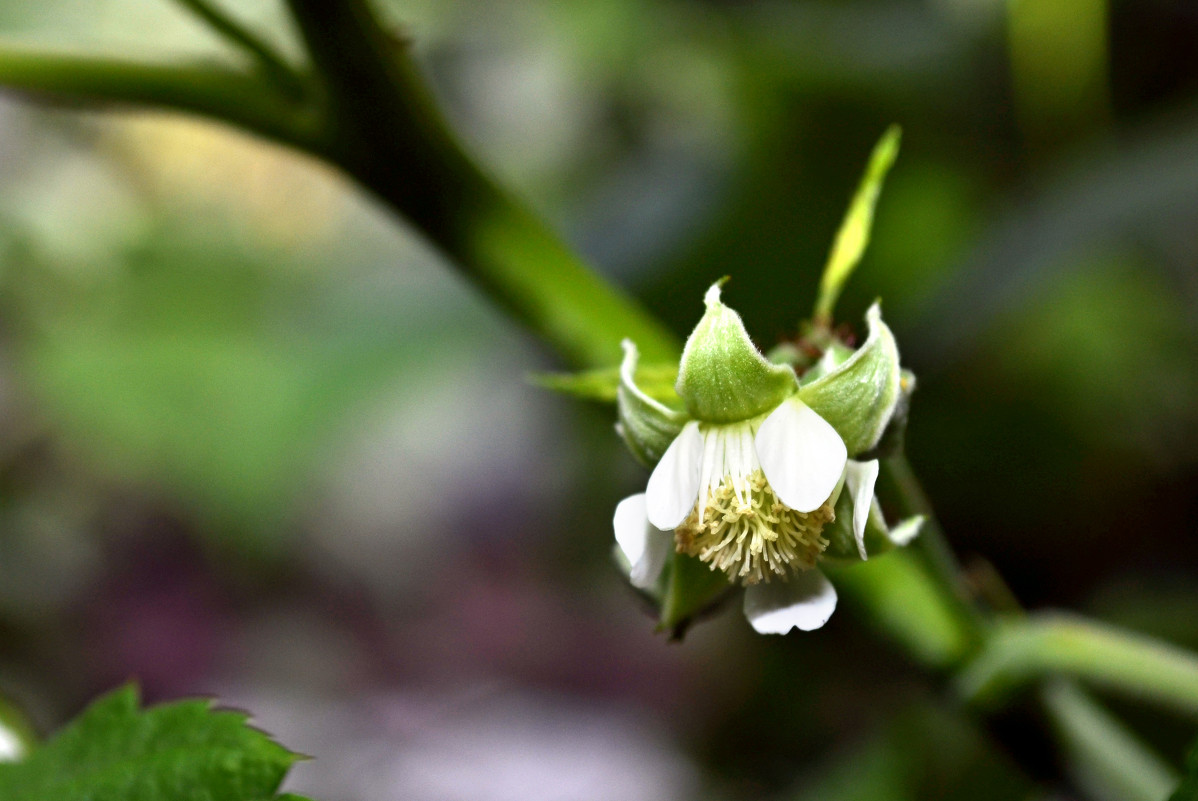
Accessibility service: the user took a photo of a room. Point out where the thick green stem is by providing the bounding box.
[0,45,321,150]
[878,458,1179,801]
[958,612,1198,717]
[282,0,679,369]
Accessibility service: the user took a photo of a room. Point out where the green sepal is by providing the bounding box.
[823,491,891,563]
[798,303,901,456]
[617,340,688,468]
[824,486,924,564]
[533,362,679,405]
[799,340,856,385]
[676,283,797,423]
[859,368,916,460]
[658,551,733,639]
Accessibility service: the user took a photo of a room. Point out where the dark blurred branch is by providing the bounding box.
[170,0,307,98]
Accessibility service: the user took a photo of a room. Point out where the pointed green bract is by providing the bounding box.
[814,125,901,322]
[533,362,679,405]
[0,685,313,801]
[617,340,688,467]
[676,283,797,423]
[799,303,902,456]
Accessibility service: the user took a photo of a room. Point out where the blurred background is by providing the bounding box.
[0,0,1196,799]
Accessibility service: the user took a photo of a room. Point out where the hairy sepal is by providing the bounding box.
[798,303,901,456]
[618,340,687,468]
[676,283,797,423]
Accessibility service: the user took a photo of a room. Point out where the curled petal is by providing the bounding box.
[743,570,838,634]
[613,494,673,589]
[887,515,925,546]
[755,398,847,513]
[845,459,880,560]
[645,421,704,529]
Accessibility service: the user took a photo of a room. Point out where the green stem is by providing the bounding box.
[878,458,1179,800]
[0,44,322,151]
[1041,680,1177,801]
[826,550,977,669]
[170,0,306,97]
[282,0,679,368]
[878,455,991,638]
[958,612,1198,718]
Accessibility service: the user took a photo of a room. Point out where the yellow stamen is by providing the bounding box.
[675,470,833,585]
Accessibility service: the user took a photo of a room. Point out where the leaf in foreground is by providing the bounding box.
[0,686,313,801]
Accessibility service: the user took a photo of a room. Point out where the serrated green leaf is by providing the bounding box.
[798,303,901,456]
[0,686,312,801]
[532,362,680,405]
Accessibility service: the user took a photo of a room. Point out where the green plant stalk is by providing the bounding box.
[878,456,991,640]
[825,550,977,670]
[876,458,1182,799]
[170,0,306,98]
[959,612,1198,717]
[0,45,321,150]
[1041,680,1177,801]
[283,0,679,369]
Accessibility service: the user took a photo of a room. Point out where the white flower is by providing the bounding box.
[614,397,881,635]
[611,283,906,636]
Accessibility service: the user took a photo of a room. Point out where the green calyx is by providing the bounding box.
[617,340,687,468]
[799,303,902,456]
[676,283,798,423]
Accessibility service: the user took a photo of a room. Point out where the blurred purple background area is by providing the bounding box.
[0,1,1197,799]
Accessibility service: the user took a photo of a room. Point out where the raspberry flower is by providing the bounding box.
[614,283,918,635]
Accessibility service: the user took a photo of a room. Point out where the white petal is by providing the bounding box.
[755,398,847,513]
[645,421,704,529]
[845,459,880,560]
[613,493,673,589]
[743,570,838,634]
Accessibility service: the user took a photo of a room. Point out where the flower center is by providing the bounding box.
[675,469,833,585]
